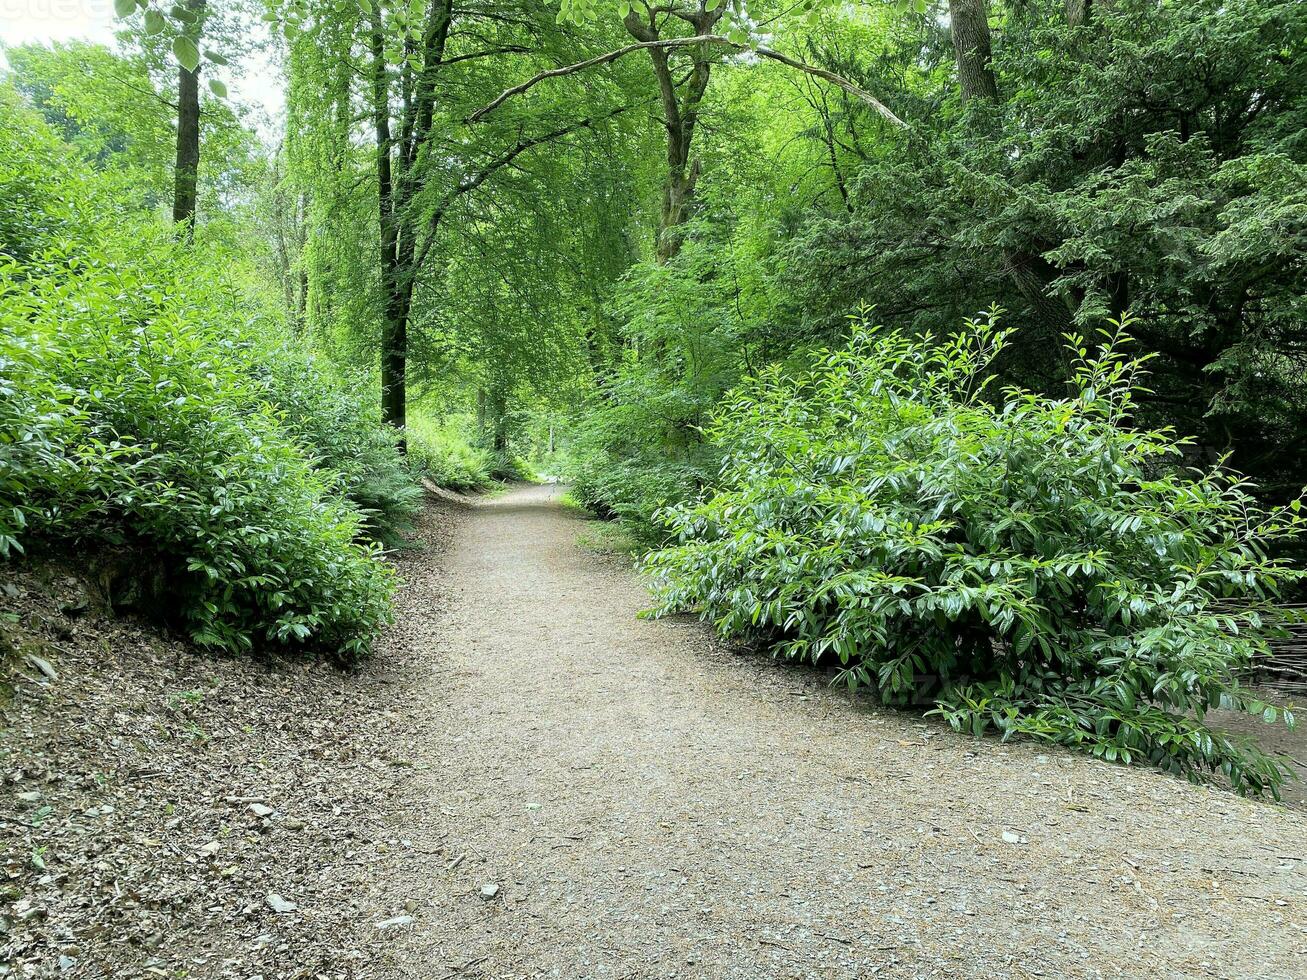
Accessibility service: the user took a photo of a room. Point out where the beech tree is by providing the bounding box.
[114,0,240,238]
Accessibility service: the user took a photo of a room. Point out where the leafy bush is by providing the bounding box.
[564,382,721,545]
[568,434,713,546]
[0,85,100,263]
[490,452,537,484]
[646,312,1302,796]
[254,346,421,545]
[0,239,395,662]
[561,231,757,541]
[407,417,494,491]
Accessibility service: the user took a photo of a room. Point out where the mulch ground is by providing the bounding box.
[0,506,453,979]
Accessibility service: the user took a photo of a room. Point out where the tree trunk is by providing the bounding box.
[624,8,723,264]
[297,266,309,331]
[950,0,1074,366]
[658,159,700,264]
[950,0,999,103]
[489,389,508,453]
[172,0,206,237]
[371,15,407,437]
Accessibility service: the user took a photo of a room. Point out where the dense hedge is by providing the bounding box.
[0,241,398,661]
[646,314,1302,796]
[0,91,405,662]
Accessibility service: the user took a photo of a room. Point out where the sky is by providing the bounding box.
[0,0,286,136]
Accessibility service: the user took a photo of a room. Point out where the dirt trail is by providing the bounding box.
[375,484,1307,980]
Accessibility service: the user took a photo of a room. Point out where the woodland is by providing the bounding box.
[2,0,1306,806]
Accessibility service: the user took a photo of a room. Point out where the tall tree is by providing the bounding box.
[950,0,998,103]
[171,0,207,234]
[470,6,902,267]
[949,0,1072,358]
[289,0,637,433]
[620,3,726,262]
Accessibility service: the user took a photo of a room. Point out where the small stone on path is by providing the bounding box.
[24,654,58,681]
[265,894,297,913]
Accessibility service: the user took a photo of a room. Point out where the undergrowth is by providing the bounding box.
[406,418,495,491]
[0,91,403,662]
[646,312,1303,797]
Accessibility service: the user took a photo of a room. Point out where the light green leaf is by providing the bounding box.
[144,9,166,34]
[114,0,137,17]
[208,78,227,98]
[172,35,201,73]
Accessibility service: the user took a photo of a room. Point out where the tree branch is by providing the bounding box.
[410,104,634,274]
[441,45,531,65]
[466,35,906,129]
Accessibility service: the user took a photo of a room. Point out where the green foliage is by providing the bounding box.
[561,219,773,539]
[565,389,718,543]
[5,41,261,220]
[0,85,99,262]
[406,418,495,491]
[0,237,396,661]
[646,313,1302,796]
[0,87,402,662]
[781,0,1307,488]
[254,348,421,545]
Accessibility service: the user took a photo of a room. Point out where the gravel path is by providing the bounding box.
[373,484,1307,980]
[4,485,1303,978]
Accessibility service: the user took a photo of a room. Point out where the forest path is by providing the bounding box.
[375,484,1306,980]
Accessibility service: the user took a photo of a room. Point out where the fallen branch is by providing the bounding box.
[467,34,906,129]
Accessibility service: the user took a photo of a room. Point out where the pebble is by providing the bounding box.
[265,894,298,913]
[479,883,500,900]
[24,654,58,681]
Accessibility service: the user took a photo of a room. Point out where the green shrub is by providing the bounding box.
[569,445,712,546]
[490,452,537,484]
[253,346,421,545]
[646,312,1302,797]
[0,239,395,662]
[564,388,720,545]
[0,86,97,263]
[407,417,493,491]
